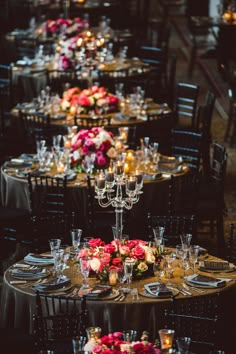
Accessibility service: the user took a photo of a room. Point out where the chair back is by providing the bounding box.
[167,54,177,109]
[164,292,222,353]
[171,129,203,172]
[174,82,199,129]
[210,143,227,186]
[33,293,89,353]
[146,213,196,246]
[27,174,68,215]
[226,223,236,264]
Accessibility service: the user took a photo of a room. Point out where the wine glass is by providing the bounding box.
[54,248,65,280]
[123,258,135,289]
[180,233,192,249]
[79,257,90,290]
[153,257,165,282]
[189,245,200,274]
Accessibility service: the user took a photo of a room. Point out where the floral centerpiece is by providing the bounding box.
[85,331,161,354]
[71,127,118,171]
[45,17,88,37]
[60,85,120,115]
[78,238,159,282]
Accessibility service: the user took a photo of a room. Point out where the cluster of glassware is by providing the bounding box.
[152,228,201,283]
[49,238,70,279]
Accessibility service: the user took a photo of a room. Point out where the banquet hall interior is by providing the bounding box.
[0,0,236,353]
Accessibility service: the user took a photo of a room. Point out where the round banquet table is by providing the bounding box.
[0,159,189,236]
[0,252,235,340]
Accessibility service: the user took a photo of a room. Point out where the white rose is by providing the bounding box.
[90,258,101,272]
[61,100,70,111]
[145,249,155,264]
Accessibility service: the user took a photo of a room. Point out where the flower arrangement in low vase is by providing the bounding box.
[71,127,119,171]
[84,330,161,354]
[60,85,120,115]
[78,238,159,282]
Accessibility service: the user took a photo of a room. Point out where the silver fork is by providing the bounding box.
[183,282,205,293]
[20,278,47,288]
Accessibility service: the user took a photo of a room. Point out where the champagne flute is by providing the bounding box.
[164,253,176,286]
[124,258,135,289]
[71,229,82,259]
[189,245,200,274]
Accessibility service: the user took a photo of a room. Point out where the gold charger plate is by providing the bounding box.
[139,287,179,299]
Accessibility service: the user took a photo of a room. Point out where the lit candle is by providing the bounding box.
[126,150,134,161]
[96,174,106,189]
[70,105,77,115]
[124,163,129,174]
[135,170,143,185]
[64,140,71,149]
[57,162,65,174]
[109,269,118,286]
[115,161,124,176]
[115,141,123,150]
[77,37,83,47]
[106,168,114,182]
[158,329,175,350]
[127,176,136,191]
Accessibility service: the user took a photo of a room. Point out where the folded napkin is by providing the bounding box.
[20,153,38,162]
[24,253,54,264]
[33,275,71,292]
[144,282,172,297]
[85,285,112,298]
[186,274,227,287]
[5,160,32,169]
[202,260,230,270]
[12,267,46,278]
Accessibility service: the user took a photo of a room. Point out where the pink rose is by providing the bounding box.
[131,245,145,259]
[112,257,122,266]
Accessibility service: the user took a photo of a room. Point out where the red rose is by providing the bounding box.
[104,244,116,254]
[112,257,122,266]
[87,238,103,248]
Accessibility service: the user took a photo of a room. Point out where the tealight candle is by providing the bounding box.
[57,162,65,174]
[126,150,134,161]
[109,269,118,286]
[158,329,175,350]
[64,140,71,149]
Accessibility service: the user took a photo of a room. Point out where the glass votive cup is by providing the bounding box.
[176,336,191,353]
[158,329,175,350]
[109,268,118,286]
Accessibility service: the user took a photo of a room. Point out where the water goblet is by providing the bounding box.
[79,257,90,290]
[176,336,191,353]
[189,244,200,274]
[180,233,192,249]
[83,153,96,174]
[153,257,165,282]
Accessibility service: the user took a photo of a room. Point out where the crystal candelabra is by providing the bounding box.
[95,161,143,240]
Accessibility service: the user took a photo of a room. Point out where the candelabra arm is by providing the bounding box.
[115,206,123,239]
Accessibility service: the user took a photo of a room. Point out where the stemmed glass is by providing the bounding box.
[71,229,82,258]
[153,226,165,253]
[163,253,176,286]
[83,153,96,174]
[180,233,192,249]
[54,248,65,280]
[123,258,135,289]
[49,238,61,274]
[176,244,189,277]
[189,245,200,274]
[79,257,91,290]
[153,258,165,282]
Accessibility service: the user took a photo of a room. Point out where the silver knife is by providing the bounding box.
[10,280,27,284]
